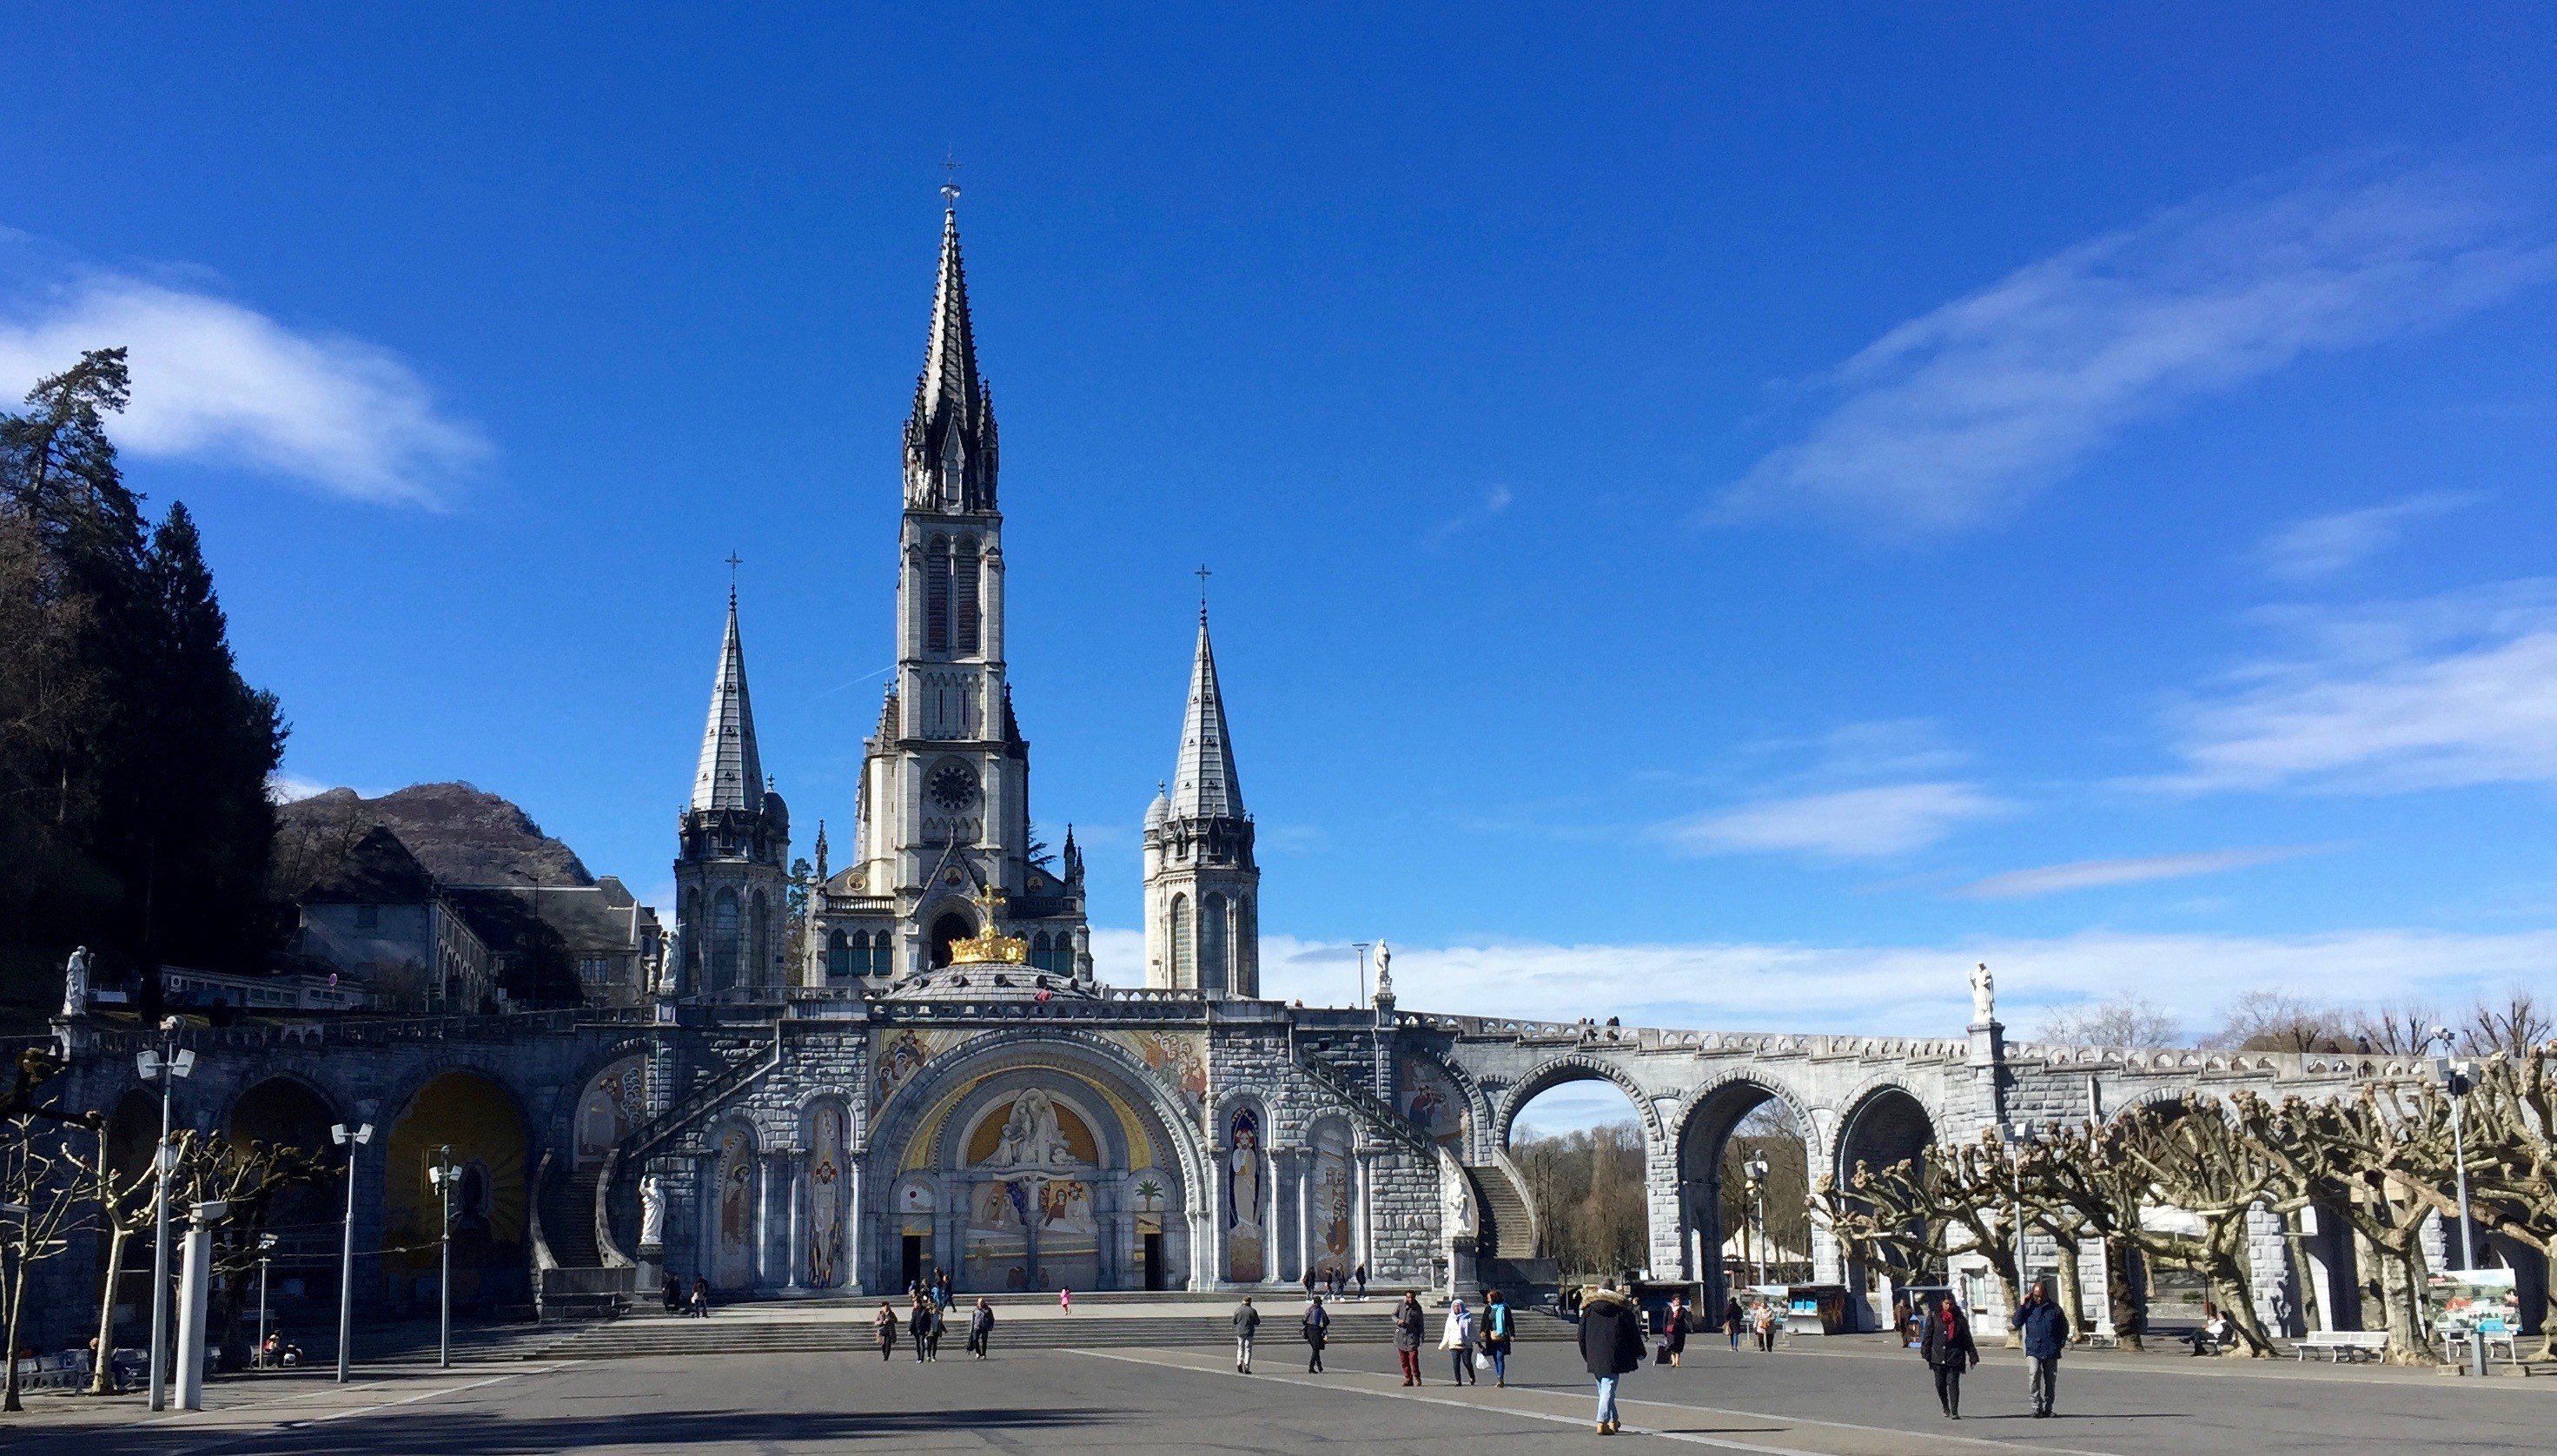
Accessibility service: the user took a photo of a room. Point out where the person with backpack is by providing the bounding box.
[1232,1294,1261,1373]
[1302,1294,1331,1373]
[966,1298,995,1360]
[1481,1287,1514,1387]
[1920,1296,1980,1420]
[1577,1280,1645,1435]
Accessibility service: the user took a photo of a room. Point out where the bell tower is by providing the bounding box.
[1143,603,1260,996]
[672,587,791,997]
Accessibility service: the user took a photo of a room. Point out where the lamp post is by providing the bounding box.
[136,1016,195,1412]
[427,1146,460,1369]
[2420,1027,2487,1376]
[331,1121,374,1383]
[1744,1155,1770,1288]
[1351,943,1370,1009]
[255,1234,278,1369]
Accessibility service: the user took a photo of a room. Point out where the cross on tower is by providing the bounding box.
[942,151,962,205]
[1195,563,1212,617]
[726,552,743,600]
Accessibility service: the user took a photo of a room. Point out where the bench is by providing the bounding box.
[2440,1330,2517,1365]
[2080,1331,2120,1350]
[2295,1331,2388,1362]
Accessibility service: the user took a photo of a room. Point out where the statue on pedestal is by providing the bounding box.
[1373,939,1393,1000]
[639,1174,666,1248]
[1970,961,1996,1026]
[59,946,91,1018]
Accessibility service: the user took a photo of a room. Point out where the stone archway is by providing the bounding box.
[1832,1084,1938,1327]
[382,1069,531,1309]
[1672,1076,1813,1309]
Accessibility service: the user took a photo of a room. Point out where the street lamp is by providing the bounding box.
[331,1121,374,1384]
[427,1146,461,1369]
[2424,1027,2487,1377]
[136,1017,195,1412]
[1351,943,1370,1009]
[1744,1155,1771,1288]
[255,1233,278,1370]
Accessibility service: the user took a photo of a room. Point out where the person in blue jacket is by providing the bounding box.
[2010,1281,2072,1419]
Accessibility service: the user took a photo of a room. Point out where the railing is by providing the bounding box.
[1290,1045,1432,1154]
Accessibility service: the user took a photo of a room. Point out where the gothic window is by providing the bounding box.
[871,930,894,976]
[679,890,702,987]
[1169,895,1192,987]
[925,538,951,652]
[953,536,981,652]
[1202,893,1229,995]
[1235,896,1257,997]
[712,888,740,990]
[826,929,850,979]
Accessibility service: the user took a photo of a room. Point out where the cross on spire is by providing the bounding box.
[1195,563,1212,620]
[725,551,743,602]
[941,150,962,205]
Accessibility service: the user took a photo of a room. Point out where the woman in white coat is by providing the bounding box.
[1439,1297,1479,1386]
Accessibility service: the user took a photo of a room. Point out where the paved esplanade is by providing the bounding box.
[11,1338,2545,1455]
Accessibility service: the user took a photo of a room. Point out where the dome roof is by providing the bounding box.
[1143,784,1170,829]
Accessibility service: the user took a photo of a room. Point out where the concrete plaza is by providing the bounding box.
[5,1334,2546,1454]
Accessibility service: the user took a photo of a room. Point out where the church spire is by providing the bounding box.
[691,591,765,812]
[904,197,998,511]
[1171,608,1243,820]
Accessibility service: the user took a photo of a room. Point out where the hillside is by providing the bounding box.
[274,782,596,893]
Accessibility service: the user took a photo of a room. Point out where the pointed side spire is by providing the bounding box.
[692,592,766,812]
[904,202,999,510]
[1170,610,1242,819]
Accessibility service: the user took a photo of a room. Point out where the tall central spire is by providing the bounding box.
[904,202,999,512]
[692,592,765,812]
[1171,609,1242,820]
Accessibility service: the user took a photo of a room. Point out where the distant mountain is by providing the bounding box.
[274,782,596,893]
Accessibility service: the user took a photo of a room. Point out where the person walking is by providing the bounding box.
[1302,1294,1331,1373]
[1393,1291,1428,1385]
[876,1301,899,1360]
[1577,1281,1645,1435]
[1232,1295,1261,1373]
[1302,1266,1315,1297]
[1059,1286,1073,1316]
[967,1298,995,1360]
[660,1272,682,1315]
[909,1295,933,1362]
[1481,1288,1514,1387]
[1751,1300,1777,1353]
[1722,1295,1744,1350]
[1919,1296,1979,1420]
[2010,1282,2070,1419]
[1440,1298,1479,1386]
[1355,1263,1368,1300]
[689,1277,712,1318]
[926,1298,947,1360]
[1663,1295,1690,1368]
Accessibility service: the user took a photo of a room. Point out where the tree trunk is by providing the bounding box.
[2375,1244,2434,1367]
[4,1246,27,1412]
[2104,1237,2146,1351]
[2050,1234,2085,1344]
[89,1223,130,1394]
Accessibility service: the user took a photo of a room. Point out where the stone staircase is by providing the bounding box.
[538,1160,603,1268]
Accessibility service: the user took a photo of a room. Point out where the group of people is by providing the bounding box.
[1295,1261,1370,1300]
[1916,1282,2073,1420]
[875,1290,998,1361]
[1234,1287,1518,1384]
[659,1273,712,1318]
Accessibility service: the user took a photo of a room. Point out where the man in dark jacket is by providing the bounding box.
[1576,1281,1645,1435]
[1233,1296,1261,1373]
[967,1298,995,1360]
[2010,1283,2070,1418]
[1392,1292,1427,1384]
[1919,1297,1979,1419]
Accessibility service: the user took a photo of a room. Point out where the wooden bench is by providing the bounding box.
[2295,1331,2388,1362]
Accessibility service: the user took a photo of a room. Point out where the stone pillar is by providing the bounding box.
[982,546,1004,665]
[755,1153,773,1289]
[1262,1142,1281,1285]
[1295,1150,1313,1283]
[846,1160,866,1295]
[1354,1148,1376,1287]
[785,1155,805,1292]
[1207,1141,1229,1287]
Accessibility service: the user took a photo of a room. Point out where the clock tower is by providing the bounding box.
[805,195,1090,985]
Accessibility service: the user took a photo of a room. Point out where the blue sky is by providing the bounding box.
[6,6,2555,1090]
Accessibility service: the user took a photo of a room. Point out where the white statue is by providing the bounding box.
[1373,939,1392,998]
[60,946,90,1018]
[1439,1148,1477,1238]
[655,925,684,996]
[984,1089,1076,1170]
[1970,962,1996,1026]
[639,1174,666,1247]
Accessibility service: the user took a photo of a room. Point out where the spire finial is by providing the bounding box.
[1195,563,1212,621]
[725,551,743,604]
[941,150,962,207]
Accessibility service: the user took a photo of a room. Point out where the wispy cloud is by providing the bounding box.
[1714,160,2557,532]
[2153,579,2557,792]
[1952,844,2332,900]
[1238,927,2557,1040]
[1664,781,2011,859]
[2260,492,2476,580]
[265,772,339,804]
[0,261,487,505]
[1423,483,1514,548]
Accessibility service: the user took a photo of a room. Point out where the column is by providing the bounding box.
[981,546,1004,664]
[1354,1148,1376,1287]
[785,1156,805,1292]
[1263,1142,1281,1283]
[755,1154,773,1289]
[846,1161,866,1295]
[1295,1150,1313,1282]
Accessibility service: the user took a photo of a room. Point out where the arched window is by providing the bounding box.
[925,538,951,652]
[826,930,850,979]
[1201,893,1229,995]
[953,536,980,653]
[711,889,740,990]
[1169,895,1192,987]
[1234,895,1256,997]
[931,912,974,970]
[871,930,894,977]
[751,891,771,988]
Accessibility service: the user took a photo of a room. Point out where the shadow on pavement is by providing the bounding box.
[70,1405,1119,1454]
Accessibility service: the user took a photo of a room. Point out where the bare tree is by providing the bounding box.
[2461,991,2552,1060]
[1,1117,91,1411]
[2035,997,2182,1048]
[2346,1001,2444,1056]
[2212,989,2345,1053]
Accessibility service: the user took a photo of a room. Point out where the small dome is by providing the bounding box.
[1144,786,1170,829]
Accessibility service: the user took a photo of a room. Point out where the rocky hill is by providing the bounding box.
[274,782,596,893]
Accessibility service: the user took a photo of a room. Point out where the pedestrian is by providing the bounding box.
[1440,1297,1478,1385]
[1751,1300,1777,1353]
[876,1301,899,1360]
[909,1295,933,1362]
[2010,1282,2070,1419]
[1233,1294,1261,1373]
[1891,1294,1913,1347]
[1302,1265,1315,1296]
[1919,1296,1979,1420]
[1663,1295,1689,1368]
[926,1298,947,1360]
[1355,1263,1368,1300]
[1059,1285,1073,1316]
[661,1272,682,1314]
[1393,1290,1427,1385]
[968,1297,995,1360]
[1721,1295,1743,1350]
[689,1276,711,1318]
[1577,1280,1645,1436]
[1481,1287,1514,1387]
[1302,1294,1331,1373]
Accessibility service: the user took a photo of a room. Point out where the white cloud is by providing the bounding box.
[0,270,487,505]
[1952,844,2329,900]
[2154,579,2557,792]
[1423,483,1516,547]
[1715,161,2557,532]
[2261,493,2475,580]
[1664,781,2010,859]
[265,772,337,804]
[1252,929,2557,1042]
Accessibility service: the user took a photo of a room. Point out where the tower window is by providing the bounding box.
[930,911,974,970]
[827,929,850,979]
[1169,895,1192,987]
[925,539,951,652]
[1202,893,1229,995]
[712,889,740,990]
